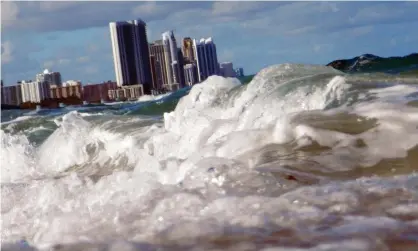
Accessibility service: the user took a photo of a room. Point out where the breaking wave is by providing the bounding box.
[2,64,418,251]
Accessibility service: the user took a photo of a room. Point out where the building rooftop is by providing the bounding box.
[111,19,146,26]
[153,39,163,45]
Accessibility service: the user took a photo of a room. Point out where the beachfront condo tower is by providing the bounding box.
[109,19,153,94]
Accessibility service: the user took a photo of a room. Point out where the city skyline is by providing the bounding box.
[1,16,240,107]
[108,16,227,95]
[2,1,418,85]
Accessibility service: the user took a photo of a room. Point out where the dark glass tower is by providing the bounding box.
[109,19,153,95]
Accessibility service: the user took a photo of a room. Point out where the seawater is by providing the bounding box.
[2,64,418,251]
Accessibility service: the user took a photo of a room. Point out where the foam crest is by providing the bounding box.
[149,65,350,164]
[1,130,38,182]
[35,111,160,175]
[2,64,418,250]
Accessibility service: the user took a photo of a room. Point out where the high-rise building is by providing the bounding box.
[193,37,220,82]
[177,48,186,88]
[182,37,195,63]
[162,34,174,86]
[149,55,157,90]
[20,80,50,103]
[108,85,144,101]
[235,67,244,77]
[109,19,152,94]
[82,81,117,103]
[184,63,198,86]
[162,30,184,90]
[1,84,22,106]
[36,69,62,86]
[50,80,82,100]
[149,40,169,90]
[162,31,178,83]
[220,62,236,78]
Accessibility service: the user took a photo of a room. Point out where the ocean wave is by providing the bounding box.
[2,63,418,250]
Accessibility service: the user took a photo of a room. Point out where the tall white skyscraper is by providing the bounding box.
[20,80,50,103]
[184,63,198,86]
[109,19,152,94]
[193,37,220,82]
[162,30,182,86]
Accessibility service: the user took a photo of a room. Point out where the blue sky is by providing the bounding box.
[1,1,418,85]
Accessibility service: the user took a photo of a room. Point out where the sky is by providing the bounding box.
[1,1,418,85]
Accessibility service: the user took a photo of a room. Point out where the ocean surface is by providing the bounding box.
[2,64,418,251]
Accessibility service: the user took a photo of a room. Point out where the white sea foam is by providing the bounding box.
[1,115,34,125]
[1,131,39,182]
[137,92,171,102]
[2,64,418,250]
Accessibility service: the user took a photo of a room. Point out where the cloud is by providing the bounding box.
[1,1,418,84]
[1,1,209,33]
[350,25,374,37]
[132,1,169,17]
[287,25,317,36]
[1,1,19,28]
[218,49,235,63]
[87,44,99,53]
[43,60,55,69]
[212,1,264,16]
[58,58,71,65]
[85,65,99,75]
[43,58,71,69]
[38,2,79,12]
[76,56,90,63]
[313,43,334,53]
[237,2,418,37]
[1,41,14,64]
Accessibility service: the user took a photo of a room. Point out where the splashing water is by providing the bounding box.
[2,64,418,251]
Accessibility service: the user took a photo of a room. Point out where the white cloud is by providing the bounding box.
[404,35,418,43]
[39,2,79,12]
[350,25,373,37]
[287,25,317,36]
[1,41,14,64]
[219,49,234,63]
[58,58,71,65]
[319,2,340,13]
[349,3,404,23]
[76,56,90,63]
[85,65,98,74]
[88,44,99,53]
[42,58,71,69]
[212,1,261,16]
[132,1,168,17]
[1,1,19,27]
[313,43,334,53]
[43,60,55,69]
[2,1,418,84]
